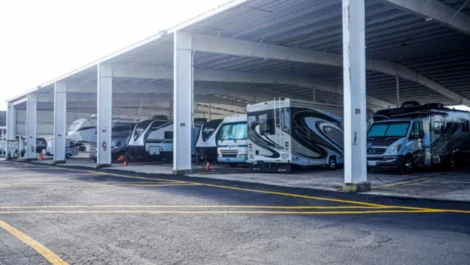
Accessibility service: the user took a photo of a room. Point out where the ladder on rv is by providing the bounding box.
[273,98,284,150]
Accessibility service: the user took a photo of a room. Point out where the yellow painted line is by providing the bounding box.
[0,183,197,188]
[0,209,429,215]
[0,205,382,209]
[12,162,470,214]
[0,220,68,265]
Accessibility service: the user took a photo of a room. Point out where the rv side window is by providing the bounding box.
[164,131,173,140]
[258,113,275,135]
[433,121,443,136]
[281,108,290,132]
[463,121,469,132]
[410,122,421,139]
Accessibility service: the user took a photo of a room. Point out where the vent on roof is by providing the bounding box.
[152,115,168,120]
[401,101,420,108]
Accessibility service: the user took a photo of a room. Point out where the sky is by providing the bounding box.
[0,0,229,110]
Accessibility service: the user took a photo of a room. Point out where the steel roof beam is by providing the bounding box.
[381,0,470,36]
[192,33,470,106]
[111,64,391,108]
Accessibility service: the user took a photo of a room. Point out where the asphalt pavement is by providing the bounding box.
[0,161,469,265]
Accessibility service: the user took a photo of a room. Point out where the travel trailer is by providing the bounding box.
[127,115,174,160]
[216,114,248,166]
[68,117,98,144]
[68,117,135,145]
[367,102,470,173]
[247,98,344,172]
[195,119,223,162]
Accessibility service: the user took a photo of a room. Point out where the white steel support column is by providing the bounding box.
[97,64,113,168]
[53,82,67,164]
[173,31,194,175]
[342,0,370,192]
[26,93,37,160]
[6,103,16,140]
[5,103,16,160]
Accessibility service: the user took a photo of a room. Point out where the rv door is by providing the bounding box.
[431,115,446,160]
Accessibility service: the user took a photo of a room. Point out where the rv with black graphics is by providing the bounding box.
[195,119,223,162]
[127,115,174,161]
[247,98,344,172]
[127,116,205,161]
[367,101,470,173]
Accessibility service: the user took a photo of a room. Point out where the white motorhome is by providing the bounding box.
[127,116,174,160]
[216,114,248,167]
[195,119,223,162]
[247,98,344,172]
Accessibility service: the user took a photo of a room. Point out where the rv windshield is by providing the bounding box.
[134,120,152,140]
[218,122,247,141]
[201,119,223,142]
[368,122,410,137]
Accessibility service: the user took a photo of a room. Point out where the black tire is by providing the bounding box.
[327,157,337,170]
[229,163,238,168]
[399,155,413,174]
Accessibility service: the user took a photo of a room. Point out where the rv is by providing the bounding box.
[127,115,174,160]
[216,114,248,167]
[247,98,344,172]
[192,118,207,157]
[68,117,97,144]
[195,119,223,162]
[68,117,135,145]
[367,102,470,173]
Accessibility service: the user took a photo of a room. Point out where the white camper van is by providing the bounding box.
[195,119,223,162]
[247,98,344,172]
[216,114,248,166]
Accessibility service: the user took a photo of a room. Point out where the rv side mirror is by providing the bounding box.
[419,130,425,139]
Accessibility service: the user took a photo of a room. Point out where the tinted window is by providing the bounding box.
[133,120,152,140]
[410,122,421,139]
[248,111,275,135]
[368,122,410,137]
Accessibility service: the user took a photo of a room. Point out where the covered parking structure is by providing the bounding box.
[5,0,470,190]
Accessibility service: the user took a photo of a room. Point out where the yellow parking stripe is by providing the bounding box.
[0,209,428,215]
[0,220,68,265]
[0,205,381,209]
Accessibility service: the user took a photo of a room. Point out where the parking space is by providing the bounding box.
[1,161,470,265]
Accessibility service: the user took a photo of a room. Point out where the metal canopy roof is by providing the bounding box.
[8,0,470,115]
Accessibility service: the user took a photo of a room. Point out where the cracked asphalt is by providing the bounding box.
[0,161,469,265]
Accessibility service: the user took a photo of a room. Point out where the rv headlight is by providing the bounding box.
[384,144,401,155]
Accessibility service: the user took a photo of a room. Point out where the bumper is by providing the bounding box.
[367,155,405,169]
[217,157,247,164]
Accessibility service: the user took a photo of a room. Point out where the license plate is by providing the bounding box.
[367,160,377,166]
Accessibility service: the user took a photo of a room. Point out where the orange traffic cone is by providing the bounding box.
[205,162,211,172]
[39,153,44,161]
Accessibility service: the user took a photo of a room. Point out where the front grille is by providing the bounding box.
[220,150,238,158]
[367,148,386,155]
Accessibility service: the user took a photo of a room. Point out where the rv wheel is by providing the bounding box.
[328,157,337,170]
[400,156,413,174]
